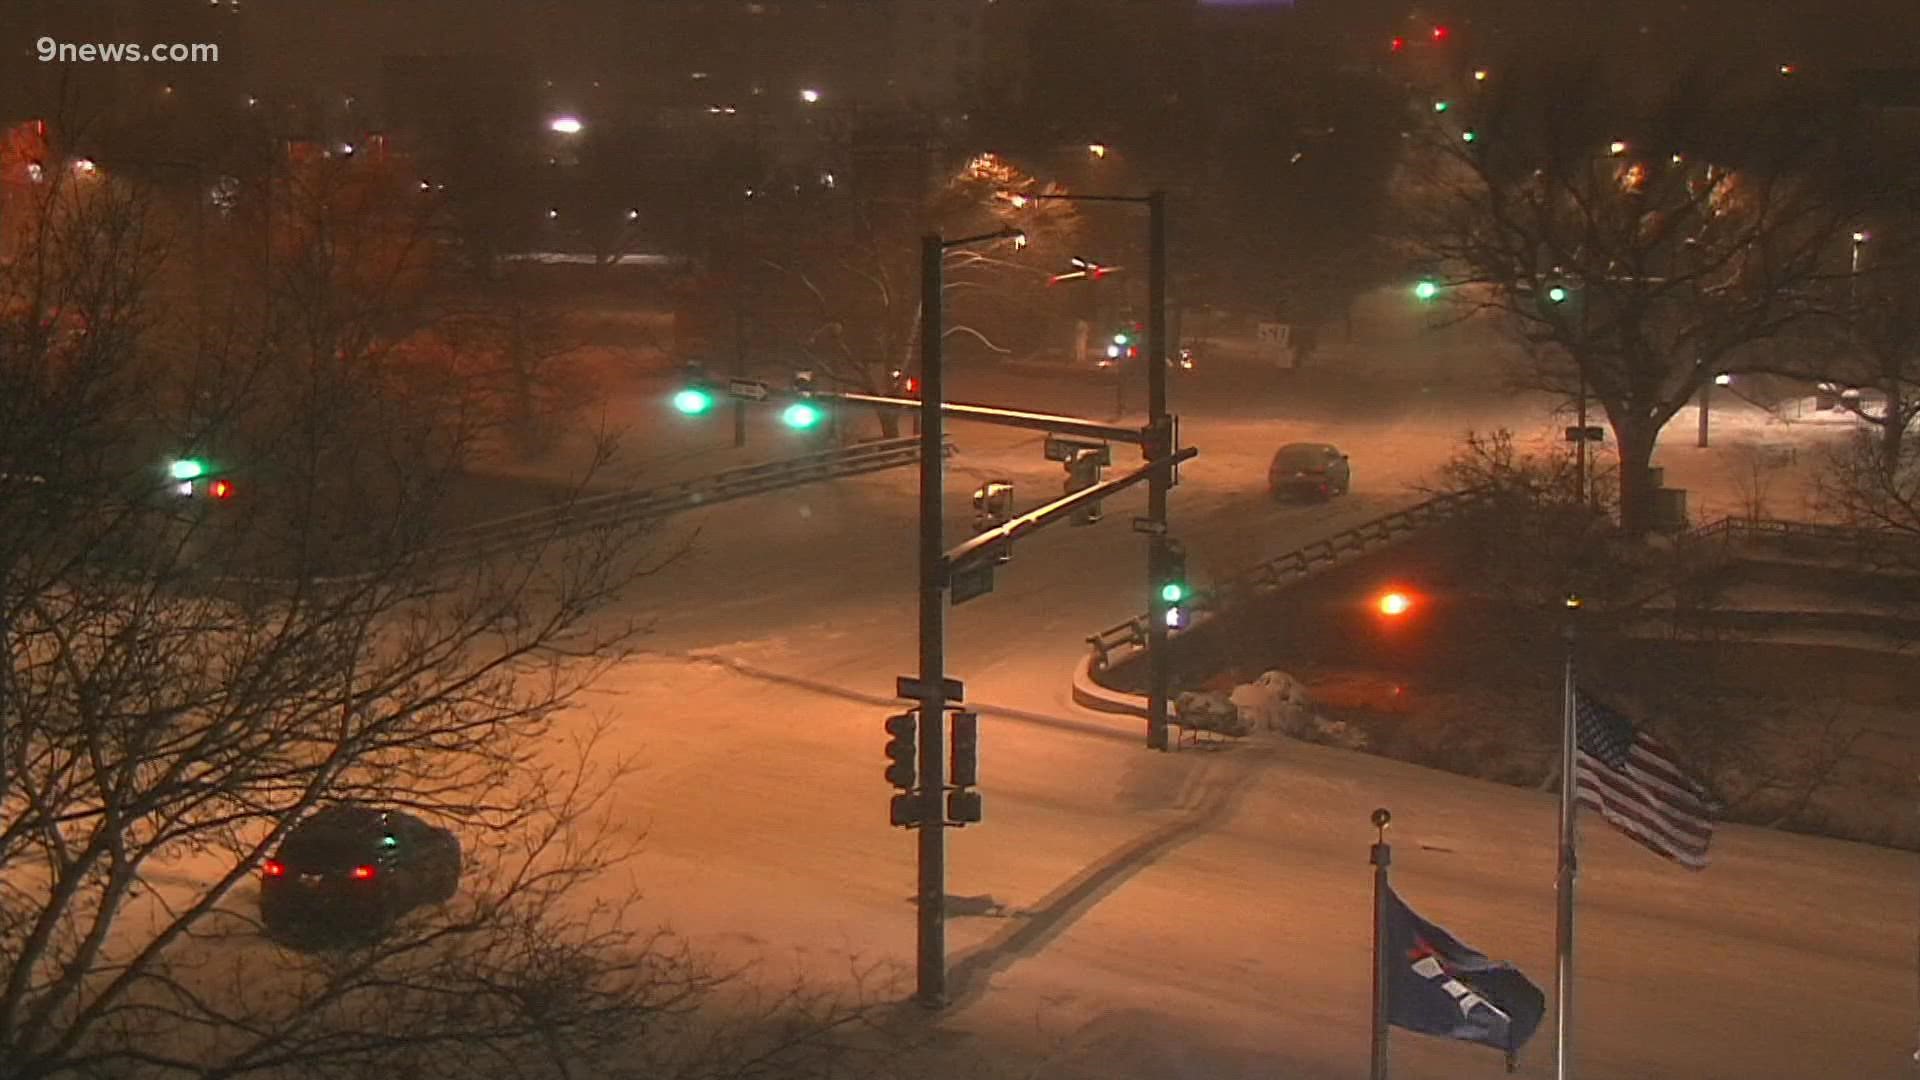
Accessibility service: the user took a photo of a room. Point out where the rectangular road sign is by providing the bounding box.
[727,378,769,401]
[949,561,995,606]
[896,674,965,701]
[1043,435,1112,465]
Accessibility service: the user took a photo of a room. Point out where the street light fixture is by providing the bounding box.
[548,115,584,135]
[799,88,822,104]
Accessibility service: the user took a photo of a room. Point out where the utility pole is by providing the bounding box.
[1145,191,1172,751]
[1575,368,1589,509]
[914,232,949,1007]
[732,290,750,449]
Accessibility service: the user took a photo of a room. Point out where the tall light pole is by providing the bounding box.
[914,225,1024,1007]
[915,232,946,1007]
[1145,191,1172,752]
[1698,372,1730,448]
[1851,230,1869,304]
[1009,189,1176,750]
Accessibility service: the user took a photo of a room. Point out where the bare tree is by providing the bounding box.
[1803,222,1920,466]
[0,146,911,1080]
[1399,65,1856,533]
[756,138,1076,437]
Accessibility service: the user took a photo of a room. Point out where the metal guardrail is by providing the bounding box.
[435,436,951,564]
[1680,515,1920,564]
[1085,486,1493,665]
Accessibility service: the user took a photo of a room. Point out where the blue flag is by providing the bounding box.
[1383,885,1545,1053]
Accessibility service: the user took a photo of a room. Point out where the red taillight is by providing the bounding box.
[263,859,285,878]
[350,864,376,880]
[209,478,234,500]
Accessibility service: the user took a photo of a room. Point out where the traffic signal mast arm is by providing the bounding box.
[718,378,1148,446]
[943,446,1197,576]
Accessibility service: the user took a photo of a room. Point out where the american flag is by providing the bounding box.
[1573,690,1717,870]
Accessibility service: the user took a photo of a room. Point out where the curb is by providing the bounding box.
[1071,649,1148,719]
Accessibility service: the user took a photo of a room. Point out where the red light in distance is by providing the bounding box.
[262,859,285,878]
[350,864,376,880]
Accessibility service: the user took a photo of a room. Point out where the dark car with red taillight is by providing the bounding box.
[1268,442,1351,501]
[260,805,461,945]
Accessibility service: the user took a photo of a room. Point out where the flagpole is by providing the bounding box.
[1555,594,1582,1080]
[1370,807,1392,1080]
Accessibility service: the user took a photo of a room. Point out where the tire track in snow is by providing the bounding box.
[937,745,1276,1010]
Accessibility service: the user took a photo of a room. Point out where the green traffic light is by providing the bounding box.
[782,401,824,429]
[1413,280,1440,302]
[1461,129,1478,143]
[1432,100,1450,113]
[1547,285,1570,304]
[1160,581,1186,604]
[671,388,715,415]
[168,458,206,481]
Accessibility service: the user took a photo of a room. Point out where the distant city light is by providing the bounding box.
[1377,591,1414,617]
[1389,36,1406,52]
[1714,373,1732,386]
[1432,100,1450,113]
[1852,230,1870,244]
[548,115,584,135]
[71,158,97,176]
[546,208,559,220]
[1088,143,1108,158]
[626,208,640,221]
[1473,69,1488,81]
[799,88,822,103]
[1608,140,1628,156]
[1778,63,1797,76]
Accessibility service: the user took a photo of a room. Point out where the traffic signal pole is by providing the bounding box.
[1145,191,1172,752]
[915,233,949,1007]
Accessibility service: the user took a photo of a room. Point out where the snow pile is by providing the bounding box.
[1171,671,1369,749]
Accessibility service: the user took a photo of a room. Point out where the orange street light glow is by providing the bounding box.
[1377,591,1413,616]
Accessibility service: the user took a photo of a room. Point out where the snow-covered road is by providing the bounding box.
[555,367,1911,1079]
